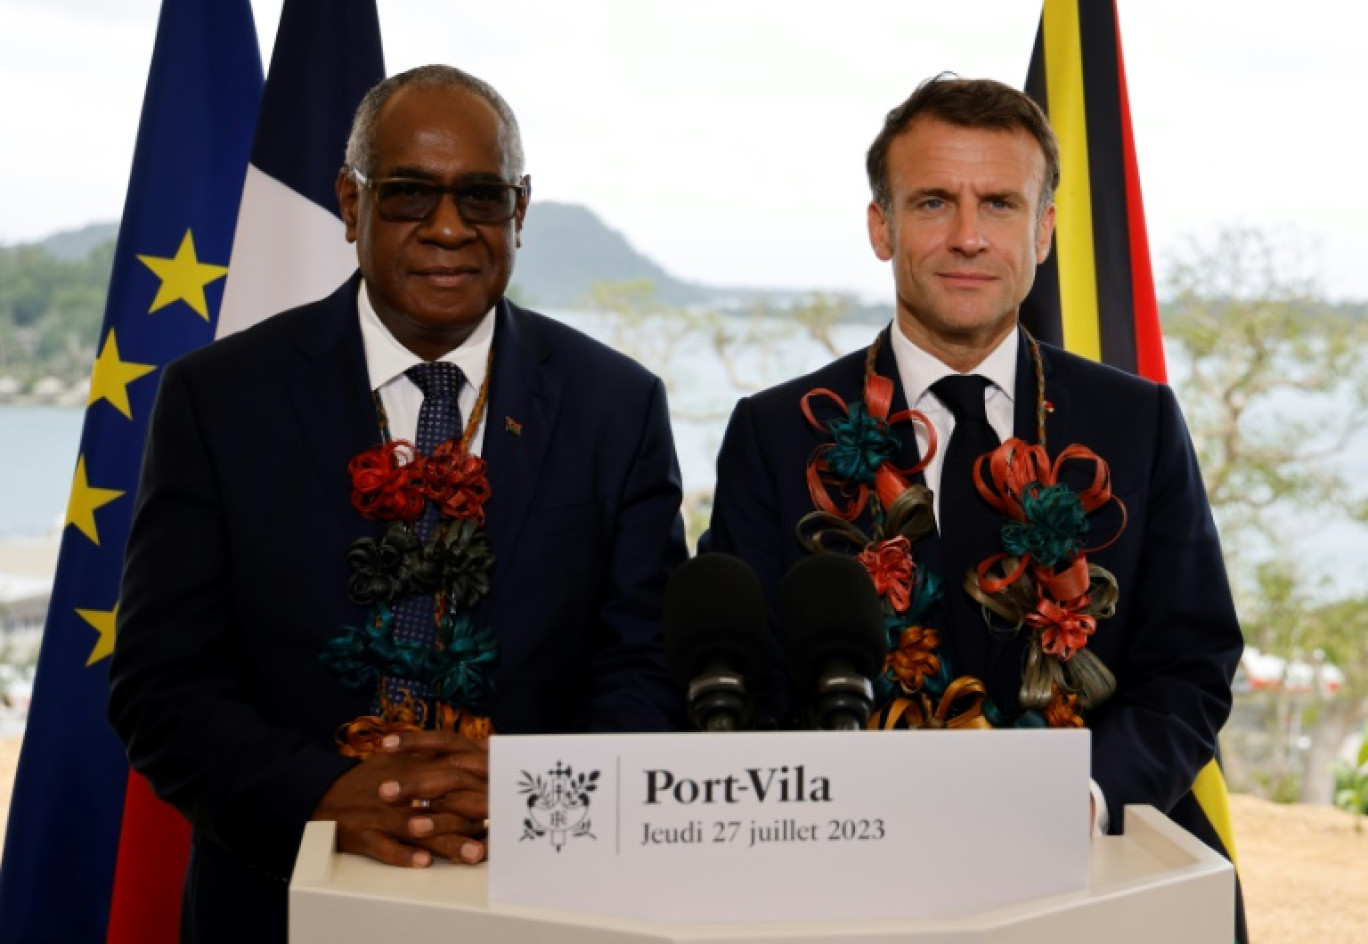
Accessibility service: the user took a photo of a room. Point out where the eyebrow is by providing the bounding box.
[905,187,954,204]
[904,187,1026,206]
[379,167,509,184]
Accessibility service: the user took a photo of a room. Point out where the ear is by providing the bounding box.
[514,175,532,249]
[1035,202,1056,264]
[336,167,360,243]
[868,201,893,262]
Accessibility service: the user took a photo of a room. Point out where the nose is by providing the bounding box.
[949,208,988,255]
[419,191,478,246]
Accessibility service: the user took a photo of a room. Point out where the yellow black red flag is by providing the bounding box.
[1022,3,1247,941]
[1021,0,1165,381]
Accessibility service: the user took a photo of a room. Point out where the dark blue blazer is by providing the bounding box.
[703,327,1242,839]
[109,275,687,943]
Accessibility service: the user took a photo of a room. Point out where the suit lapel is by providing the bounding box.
[1013,328,1065,450]
[284,274,382,548]
[481,300,563,599]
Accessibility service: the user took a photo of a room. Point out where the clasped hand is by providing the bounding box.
[312,731,489,868]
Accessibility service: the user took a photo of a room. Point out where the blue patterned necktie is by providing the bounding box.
[931,375,1002,639]
[383,361,465,710]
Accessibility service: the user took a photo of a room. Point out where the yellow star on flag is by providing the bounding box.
[65,455,124,546]
[76,603,119,666]
[87,329,157,419]
[137,229,229,320]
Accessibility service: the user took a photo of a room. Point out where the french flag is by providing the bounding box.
[218,0,385,339]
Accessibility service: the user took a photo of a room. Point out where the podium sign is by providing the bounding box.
[489,729,1089,923]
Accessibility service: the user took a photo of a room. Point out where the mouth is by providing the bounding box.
[412,266,480,287]
[937,271,996,289]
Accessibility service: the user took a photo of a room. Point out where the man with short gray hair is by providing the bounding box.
[111,65,687,944]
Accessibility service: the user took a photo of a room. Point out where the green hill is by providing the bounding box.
[513,202,710,308]
[34,222,120,262]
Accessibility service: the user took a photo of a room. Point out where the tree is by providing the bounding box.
[1164,226,1368,564]
[1163,225,1368,804]
[586,280,861,548]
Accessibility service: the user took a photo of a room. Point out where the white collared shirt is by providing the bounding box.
[887,323,1018,522]
[356,283,494,455]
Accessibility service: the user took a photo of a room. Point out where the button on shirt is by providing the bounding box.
[357,285,492,454]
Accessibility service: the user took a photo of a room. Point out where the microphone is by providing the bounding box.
[780,553,886,731]
[665,553,769,732]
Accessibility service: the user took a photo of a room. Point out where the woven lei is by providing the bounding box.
[796,332,1127,730]
[320,387,498,755]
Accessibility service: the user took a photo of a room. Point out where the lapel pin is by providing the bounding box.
[505,416,523,436]
[1044,401,1055,414]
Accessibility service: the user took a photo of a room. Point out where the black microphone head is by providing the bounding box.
[664,553,769,688]
[779,553,887,689]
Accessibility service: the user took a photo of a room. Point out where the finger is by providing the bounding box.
[342,827,434,869]
[380,731,489,756]
[412,833,486,865]
[407,812,488,840]
[378,770,490,813]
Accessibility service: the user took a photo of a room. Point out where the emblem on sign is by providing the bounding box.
[519,762,599,851]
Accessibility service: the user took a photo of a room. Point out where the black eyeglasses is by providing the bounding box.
[349,167,528,223]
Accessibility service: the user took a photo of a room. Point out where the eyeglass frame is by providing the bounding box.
[347,166,530,224]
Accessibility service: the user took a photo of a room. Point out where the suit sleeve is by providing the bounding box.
[584,376,690,732]
[109,363,356,880]
[1090,384,1243,831]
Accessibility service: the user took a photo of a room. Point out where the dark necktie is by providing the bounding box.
[384,361,465,709]
[931,374,1002,639]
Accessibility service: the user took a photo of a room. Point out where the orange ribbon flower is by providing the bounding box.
[1044,690,1086,729]
[886,624,941,691]
[422,441,492,523]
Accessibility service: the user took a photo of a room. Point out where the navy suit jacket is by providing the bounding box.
[704,327,1242,840]
[109,275,687,942]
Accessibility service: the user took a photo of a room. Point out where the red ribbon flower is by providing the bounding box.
[422,441,491,524]
[349,440,425,522]
[1027,598,1096,660]
[857,536,916,613]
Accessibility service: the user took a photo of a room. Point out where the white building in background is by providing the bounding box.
[1236,646,1345,697]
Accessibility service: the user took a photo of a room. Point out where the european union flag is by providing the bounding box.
[0,1,262,941]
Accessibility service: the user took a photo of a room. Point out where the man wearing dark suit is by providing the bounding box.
[704,77,1242,844]
[110,66,686,943]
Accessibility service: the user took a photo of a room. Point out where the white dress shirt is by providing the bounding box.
[356,284,494,455]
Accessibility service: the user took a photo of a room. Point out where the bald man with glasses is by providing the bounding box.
[110,65,688,944]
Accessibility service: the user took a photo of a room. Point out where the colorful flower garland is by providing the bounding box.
[797,331,1127,730]
[320,362,499,756]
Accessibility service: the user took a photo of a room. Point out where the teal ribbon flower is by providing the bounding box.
[825,403,901,486]
[1000,482,1090,568]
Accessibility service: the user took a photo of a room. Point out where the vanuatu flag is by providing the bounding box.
[1022,2,1247,941]
[0,1,262,941]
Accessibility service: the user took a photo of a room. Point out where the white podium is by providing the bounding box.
[290,805,1233,943]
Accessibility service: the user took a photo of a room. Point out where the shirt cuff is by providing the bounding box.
[1089,778,1110,835]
